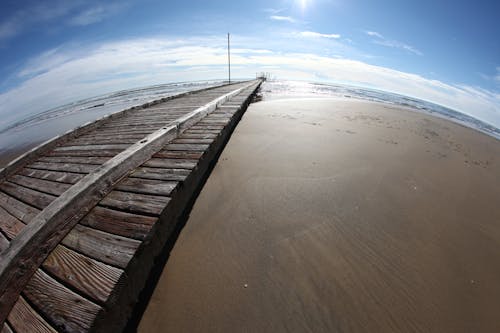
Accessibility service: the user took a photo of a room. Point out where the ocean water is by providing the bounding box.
[259,81,500,140]
[1,79,498,168]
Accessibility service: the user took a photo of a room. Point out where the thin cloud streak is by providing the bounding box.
[270,15,297,23]
[298,31,341,39]
[365,30,422,56]
[0,37,498,130]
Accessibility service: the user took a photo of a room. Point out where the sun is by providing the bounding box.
[298,0,311,11]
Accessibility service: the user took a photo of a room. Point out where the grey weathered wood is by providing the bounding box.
[0,193,39,224]
[173,138,214,144]
[30,162,97,174]
[9,175,71,196]
[38,156,110,165]
[80,206,157,240]
[24,269,102,333]
[61,225,140,269]
[100,191,170,216]
[1,322,13,333]
[0,182,55,210]
[180,133,218,139]
[42,245,123,304]
[54,144,130,152]
[144,158,198,169]
[115,178,178,196]
[0,233,8,253]
[19,168,84,184]
[0,207,24,240]
[164,143,210,151]
[153,150,204,160]
[7,296,56,333]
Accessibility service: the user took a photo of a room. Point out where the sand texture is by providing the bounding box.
[139,99,500,332]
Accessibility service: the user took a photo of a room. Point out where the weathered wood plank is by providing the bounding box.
[80,206,156,240]
[116,178,178,196]
[19,168,84,184]
[100,190,170,216]
[42,245,123,304]
[7,296,56,333]
[48,149,122,158]
[54,144,130,152]
[24,269,102,333]
[0,207,25,239]
[0,192,39,224]
[143,158,197,169]
[0,182,55,210]
[130,167,190,182]
[29,162,97,174]
[1,322,13,333]
[164,143,210,151]
[183,129,220,134]
[173,138,214,144]
[153,150,204,160]
[61,224,140,269]
[190,125,225,130]
[9,175,71,196]
[37,156,110,165]
[0,233,8,253]
[180,133,218,139]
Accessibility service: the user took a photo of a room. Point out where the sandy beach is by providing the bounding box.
[137,98,499,332]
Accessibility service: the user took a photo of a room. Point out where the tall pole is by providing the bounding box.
[227,33,231,83]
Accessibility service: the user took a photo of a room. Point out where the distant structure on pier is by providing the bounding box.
[256,72,272,81]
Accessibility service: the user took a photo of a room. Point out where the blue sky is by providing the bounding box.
[0,0,499,129]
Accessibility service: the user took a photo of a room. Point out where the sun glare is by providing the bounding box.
[298,0,310,11]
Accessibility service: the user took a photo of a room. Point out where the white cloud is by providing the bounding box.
[270,15,297,23]
[298,31,341,39]
[0,37,498,131]
[0,1,84,41]
[365,30,422,56]
[495,67,500,82]
[365,30,383,38]
[68,3,126,26]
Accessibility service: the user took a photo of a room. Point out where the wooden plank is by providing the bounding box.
[37,156,110,165]
[180,133,218,139]
[165,143,210,151]
[190,125,225,130]
[49,149,122,158]
[100,190,170,216]
[116,178,178,196]
[9,175,71,196]
[0,233,8,253]
[54,144,130,152]
[24,269,102,333]
[42,245,123,304]
[183,129,220,134]
[19,168,84,184]
[0,192,39,224]
[153,150,204,160]
[61,225,140,269]
[29,162,96,174]
[0,182,55,210]
[71,137,139,145]
[143,158,197,169]
[130,167,190,182]
[0,207,25,239]
[80,206,156,240]
[1,323,13,333]
[173,138,214,144]
[7,296,56,333]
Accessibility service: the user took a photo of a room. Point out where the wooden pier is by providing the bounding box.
[0,79,262,332]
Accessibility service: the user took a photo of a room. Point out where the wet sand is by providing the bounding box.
[138,98,500,332]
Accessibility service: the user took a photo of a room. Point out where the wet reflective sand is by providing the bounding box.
[139,99,500,332]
